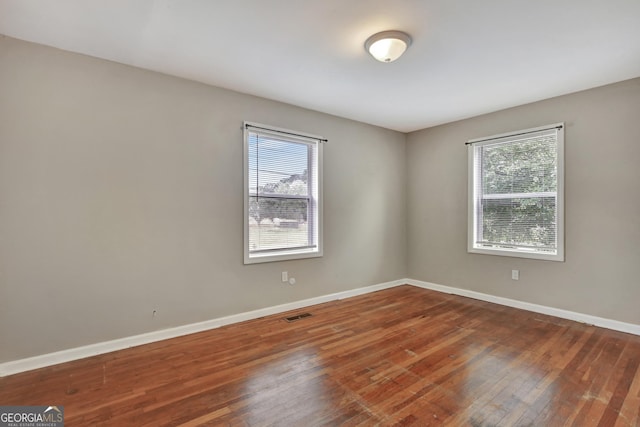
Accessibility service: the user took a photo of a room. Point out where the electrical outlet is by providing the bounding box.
[152,309,158,317]
[288,277,296,286]
[511,270,520,280]
[282,271,288,282]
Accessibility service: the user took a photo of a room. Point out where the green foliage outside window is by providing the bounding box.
[479,136,557,249]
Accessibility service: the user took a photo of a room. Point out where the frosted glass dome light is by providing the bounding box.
[365,31,412,62]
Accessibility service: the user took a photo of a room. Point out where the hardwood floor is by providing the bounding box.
[1,285,639,426]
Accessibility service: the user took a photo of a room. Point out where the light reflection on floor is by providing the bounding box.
[239,337,557,425]
[241,348,337,425]
[454,344,556,426]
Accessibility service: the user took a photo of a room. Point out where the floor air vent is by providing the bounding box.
[284,312,312,322]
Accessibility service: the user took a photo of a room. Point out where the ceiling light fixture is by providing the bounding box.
[365,30,412,63]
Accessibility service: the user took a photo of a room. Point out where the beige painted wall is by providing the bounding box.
[0,36,407,362]
[407,78,640,325]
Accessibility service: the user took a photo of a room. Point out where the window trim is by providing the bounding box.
[467,123,565,262]
[243,121,323,264]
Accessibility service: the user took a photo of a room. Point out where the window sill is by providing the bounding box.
[244,248,323,265]
[468,246,564,262]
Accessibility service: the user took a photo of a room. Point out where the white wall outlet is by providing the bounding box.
[281,271,288,282]
[288,277,296,286]
[511,270,520,280]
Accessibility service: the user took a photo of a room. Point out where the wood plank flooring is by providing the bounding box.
[1,285,640,426]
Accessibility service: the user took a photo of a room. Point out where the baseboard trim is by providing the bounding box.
[0,279,404,377]
[3,277,638,376]
[405,278,640,336]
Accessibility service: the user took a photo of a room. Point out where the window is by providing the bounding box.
[468,123,564,261]
[243,122,323,264]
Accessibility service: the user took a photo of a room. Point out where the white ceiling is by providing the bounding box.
[1,1,639,132]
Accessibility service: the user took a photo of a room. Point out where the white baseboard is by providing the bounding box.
[405,278,640,336]
[0,279,404,377]
[2,277,638,377]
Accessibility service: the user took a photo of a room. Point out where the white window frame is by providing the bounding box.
[243,121,323,264]
[467,123,565,261]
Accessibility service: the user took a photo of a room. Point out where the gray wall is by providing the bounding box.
[2,33,639,364]
[0,36,407,362]
[407,78,640,325]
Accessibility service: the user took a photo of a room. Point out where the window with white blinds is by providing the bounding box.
[243,122,323,264]
[468,123,564,261]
